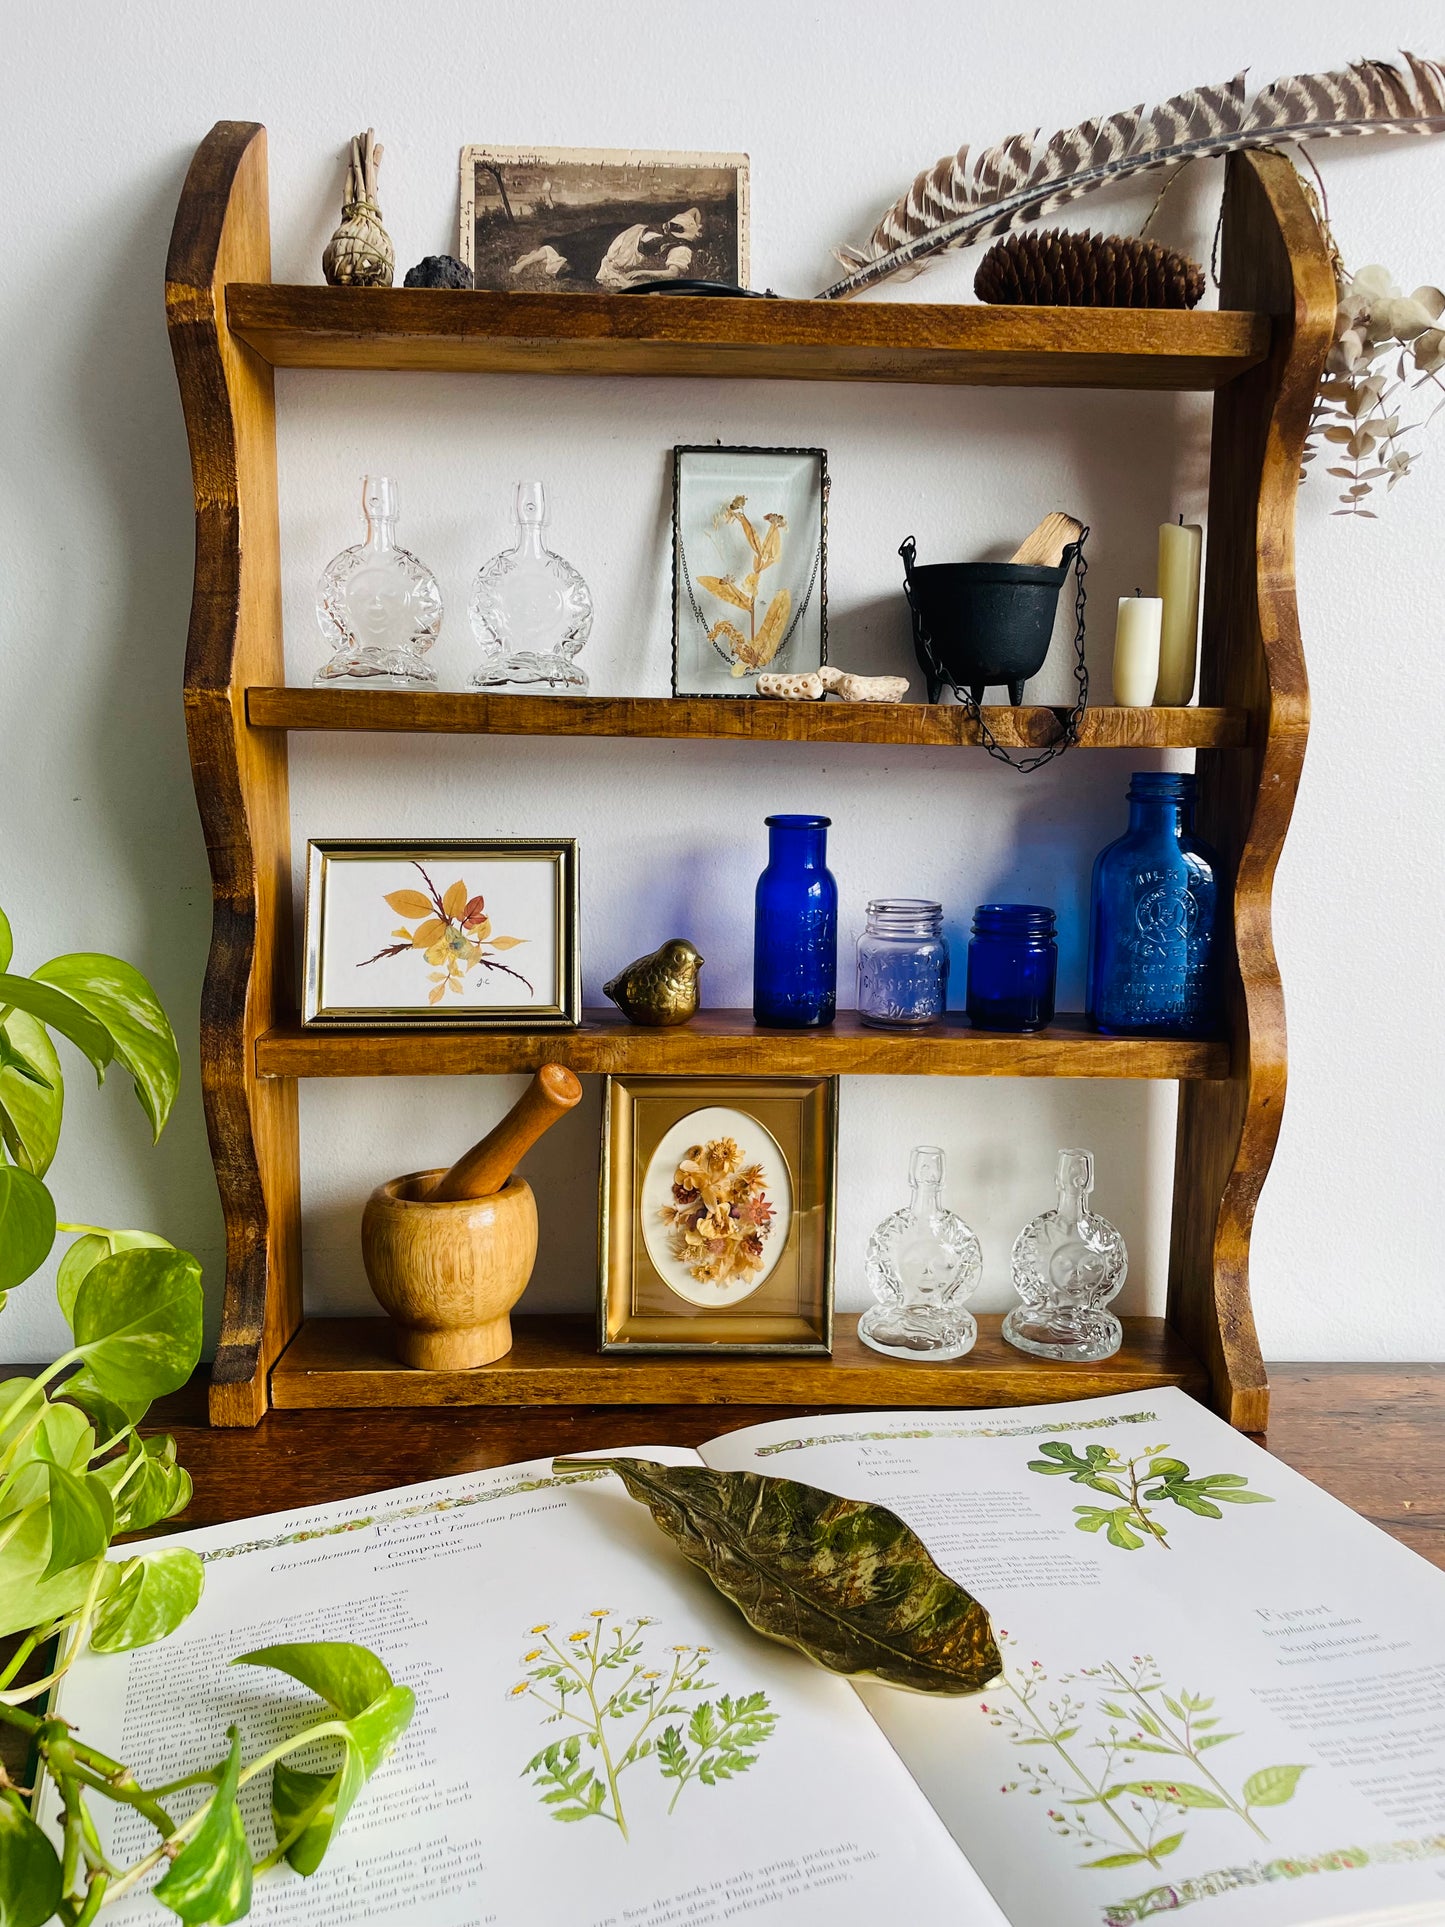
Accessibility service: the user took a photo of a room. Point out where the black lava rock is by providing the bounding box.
[403,254,473,289]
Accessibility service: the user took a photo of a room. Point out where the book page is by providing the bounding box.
[702,1389,1445,1927]
[42,1449,1005,1927]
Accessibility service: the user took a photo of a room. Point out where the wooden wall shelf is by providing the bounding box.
[256,1011,1228,1081]
[167,123,1335,1429]
[226,284,1269,390]
[270,1314,1209,1410]
[247,687,1250,752]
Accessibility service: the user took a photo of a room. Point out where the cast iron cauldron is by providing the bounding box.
[900,535,1082,705]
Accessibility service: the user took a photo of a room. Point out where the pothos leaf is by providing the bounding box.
[554,1457,999,1694]
[233,1641,395,1718]
[0,1166,56,1293]
[0,1792,62,1927]
[153,1728,252,1924]
[32,954,180,1140]
[92,1547,204,1653]
[0,1013,63,1177]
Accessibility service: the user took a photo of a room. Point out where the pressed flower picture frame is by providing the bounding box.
[671,446,828,697]
[600,1075,836,1353]
[303,838,580,1027]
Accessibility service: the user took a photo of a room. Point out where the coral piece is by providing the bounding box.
[757,671,824,700]
[975,229,1204,309]
[323,129,394,288]
[820,667,910,703]
[404,254,474,289]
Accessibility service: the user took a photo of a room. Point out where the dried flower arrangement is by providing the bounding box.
[1305,262,1445,514]
[698,498,791,676]
[359,861,531,1003]
[660,1136,776,1286]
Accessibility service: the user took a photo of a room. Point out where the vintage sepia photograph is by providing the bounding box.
[459,145,749,292]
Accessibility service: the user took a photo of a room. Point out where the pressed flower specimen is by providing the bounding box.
[358,860,531,1004]
[697,496,791,675]
[659,1136,776,1288]
[514,1612,776,1839]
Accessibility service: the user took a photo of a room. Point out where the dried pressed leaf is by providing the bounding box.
[384,889,434,918]
[697,574,755,615]
[411,917,446,950]
[752,590,791,666]
[755,524,783,572]
[487,935,527,950]
[461,895,487,928]
[553,1457,1000,1695]
[441,879,469,919]
[708,619,747,656]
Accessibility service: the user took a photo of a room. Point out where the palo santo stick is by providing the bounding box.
[1008,512,1085,569]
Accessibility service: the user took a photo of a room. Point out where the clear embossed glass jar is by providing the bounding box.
[966,904,1056,1032]
[469,481,593,692]
[753,815,837,1029]
[856,900,948,1030]
[1088,772,1220,1036]
[1004,1148,1127,1361]
[314,475,442,687]
[860,1145,982,1359]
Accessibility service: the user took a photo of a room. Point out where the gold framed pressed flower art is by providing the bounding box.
[302,838,580,1027]
[600,1075,836,1353]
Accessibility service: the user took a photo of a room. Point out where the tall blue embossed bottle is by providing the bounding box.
[1088,772,1220,1036]
[753,815,837,1027]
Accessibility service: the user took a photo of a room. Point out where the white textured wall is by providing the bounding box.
[4,0,1443,1362]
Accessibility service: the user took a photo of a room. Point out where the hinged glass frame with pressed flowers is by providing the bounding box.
[671,446,828,697]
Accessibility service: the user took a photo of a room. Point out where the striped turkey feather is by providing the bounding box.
[821,55,1445,300]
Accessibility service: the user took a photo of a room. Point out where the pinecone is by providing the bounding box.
[974,229,1205,309]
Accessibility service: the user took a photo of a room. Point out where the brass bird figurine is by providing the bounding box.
[604,939,705,1027]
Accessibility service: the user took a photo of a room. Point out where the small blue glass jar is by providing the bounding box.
[753,815,837,1028]
[966,904,1058,1032]
[857,900,949,1029]
[1088,771,1220,1037]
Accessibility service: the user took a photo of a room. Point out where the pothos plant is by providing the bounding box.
[0,905,411,1925]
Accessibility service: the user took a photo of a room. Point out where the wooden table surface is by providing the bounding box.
[124,1359,1445,1572]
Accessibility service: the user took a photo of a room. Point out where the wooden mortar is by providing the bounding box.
[361,1065,581,1369]
[362,1171,537,1369]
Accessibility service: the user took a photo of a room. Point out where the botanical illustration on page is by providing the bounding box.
[1026,1439,1273,1552]
[513,1610,777,1840]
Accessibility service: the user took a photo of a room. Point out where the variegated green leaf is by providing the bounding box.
[554,1457,999,1694]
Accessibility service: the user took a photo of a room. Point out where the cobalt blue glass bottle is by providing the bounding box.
[966,904,1058,1032]
[753,815,837,1027]
[1088,772,1220,1037]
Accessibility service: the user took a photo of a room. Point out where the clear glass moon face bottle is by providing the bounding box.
[469,481,593,692]
[314,475,442,687]
[1004,1149,1127,1361]
[859,1145,982,1359]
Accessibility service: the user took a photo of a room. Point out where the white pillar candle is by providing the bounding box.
[1155,520,1203,705]
[1113,596,1163,706]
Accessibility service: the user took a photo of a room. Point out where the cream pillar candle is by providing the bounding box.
[1155,519,1203,705]
[1113,596,1163,706]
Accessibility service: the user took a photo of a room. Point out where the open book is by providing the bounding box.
[42,1387,1445,1927]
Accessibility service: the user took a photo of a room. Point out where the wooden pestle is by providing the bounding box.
[426,1064,583,1203]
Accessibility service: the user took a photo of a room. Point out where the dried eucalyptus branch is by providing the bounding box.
[1304,264,1445,514]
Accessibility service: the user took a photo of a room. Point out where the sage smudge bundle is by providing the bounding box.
[554,1456,1000,1695]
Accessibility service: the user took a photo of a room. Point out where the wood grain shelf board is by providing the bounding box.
[246,687,1249,751]
[256,1010,1228,1080]
[225,286,1269,390]
[269,1313,1209,1409]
